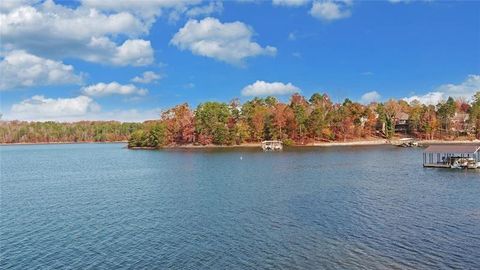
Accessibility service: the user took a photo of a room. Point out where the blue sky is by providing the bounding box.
[1,0,479,121]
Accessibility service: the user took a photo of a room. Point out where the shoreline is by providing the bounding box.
[129,138,480,150]
[2,139,479,148]
[0,141,127,146]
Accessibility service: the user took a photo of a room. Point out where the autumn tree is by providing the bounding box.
[290,93,309,141]
[407,100,423,135]
[195,102,231,145]
[436,96,456,137]
[242,98,269,141]
[331,103,353,141]
[270,103,288,140]
[469,92,480,138]
[420,105,438,140]
[376,100,402,138]
[145,122,167,147]
[128,130,146,148]
[363,106,378,137]
[307,93,333,141]
[162,103,195,144]
[227,99,249,145]
[128,122,166,148]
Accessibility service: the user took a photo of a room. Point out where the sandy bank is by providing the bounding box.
[311,139,388,147]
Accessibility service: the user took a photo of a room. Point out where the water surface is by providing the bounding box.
[1,144,479,269]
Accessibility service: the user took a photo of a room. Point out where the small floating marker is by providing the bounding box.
[240,156,243,160]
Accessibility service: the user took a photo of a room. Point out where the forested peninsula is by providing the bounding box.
[1,92,479,147]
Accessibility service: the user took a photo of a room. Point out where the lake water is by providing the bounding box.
[1,143,479,269]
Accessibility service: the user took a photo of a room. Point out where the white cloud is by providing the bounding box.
[82,82,148,97]
[0,1,154,66]
[131,71,162,84]
[0,0,40,12]
[78,37,153,66]
[434,74,480,99]
[1,3,145,43]
[360,91,381,104]
[171,17,277,65]
[0,50,82,91]
[111,39,154,66]
[9,95,100,120]
[403,92,444,106]
[80,108,161,122]
[309,0,352,21]
[4,95,160,122]
[81,0,201,25]
[186,1,223,17]
[403,75,480,105]
[273,0,310,7]
[241,80,300,96]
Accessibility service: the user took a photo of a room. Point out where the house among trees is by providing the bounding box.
[451,112,470,134]
[395,112,410,134]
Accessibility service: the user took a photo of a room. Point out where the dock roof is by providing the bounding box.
[424,144,480,154]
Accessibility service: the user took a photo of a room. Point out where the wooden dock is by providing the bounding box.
[423,163,451,168]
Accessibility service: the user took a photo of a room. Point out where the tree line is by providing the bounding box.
[1,92,479,146]
[128,92,480,148]
[0,121,143,143]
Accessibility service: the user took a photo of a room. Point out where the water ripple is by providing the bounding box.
[1,144,479,269]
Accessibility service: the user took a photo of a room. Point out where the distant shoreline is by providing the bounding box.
[2,139,479,148]
[0,141,127,146]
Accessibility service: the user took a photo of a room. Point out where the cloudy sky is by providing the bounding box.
[0,0,479,122]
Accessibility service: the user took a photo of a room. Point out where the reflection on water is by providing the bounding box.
[1,144,479,269]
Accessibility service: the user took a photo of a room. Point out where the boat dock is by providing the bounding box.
[423,144,480,169]
[391,138,418,147]
[261,140,283,151]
